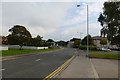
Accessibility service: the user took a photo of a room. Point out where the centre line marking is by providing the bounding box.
[0,69,5,71]
[35,59,41,61]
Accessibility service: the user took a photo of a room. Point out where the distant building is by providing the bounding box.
[0,36,8,45]
[67,41,74,48]
[92,36,110,48]
[0,36,8,50]
[68,38,81,47]
[92,36,101,47]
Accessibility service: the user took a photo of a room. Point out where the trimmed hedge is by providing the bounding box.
[79,45,97,51]
[88,53,120,60]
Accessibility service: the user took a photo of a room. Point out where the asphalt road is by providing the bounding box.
[2,48,76,78]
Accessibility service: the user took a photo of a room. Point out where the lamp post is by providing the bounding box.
[77,3,89,55]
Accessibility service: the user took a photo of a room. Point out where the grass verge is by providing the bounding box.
[1,48,61,57]
[88,53,120,60]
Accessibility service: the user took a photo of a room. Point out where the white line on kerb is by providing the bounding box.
[35,59,41,61]
[0,69,5,71]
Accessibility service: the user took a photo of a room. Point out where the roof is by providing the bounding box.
[70,38,81,41]
[92,36,101,40]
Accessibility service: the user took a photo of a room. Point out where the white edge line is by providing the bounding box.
[89,59,100,80]
[35,59,41,61]
[0,69,5,71]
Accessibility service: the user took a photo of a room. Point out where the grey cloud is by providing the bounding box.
[2,2,103,41]
[2,2,73,38]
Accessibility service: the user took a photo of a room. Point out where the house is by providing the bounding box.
[92,36,110,48]
[92,36,101,47]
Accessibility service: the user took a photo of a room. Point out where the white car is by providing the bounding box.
[101,48,111,51]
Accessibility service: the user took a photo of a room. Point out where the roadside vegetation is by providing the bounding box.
[1,48,61,57]
[88,50,120,60]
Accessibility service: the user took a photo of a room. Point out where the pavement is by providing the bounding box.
[57,50,119,79]
[2,48,76,78]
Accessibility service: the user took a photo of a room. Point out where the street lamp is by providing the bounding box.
[77,3,89,55]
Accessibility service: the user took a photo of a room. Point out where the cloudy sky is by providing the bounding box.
[1,0,106,41]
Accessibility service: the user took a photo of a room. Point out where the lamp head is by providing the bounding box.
[77,4,80,7]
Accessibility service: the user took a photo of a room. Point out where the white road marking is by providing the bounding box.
[0,69,5,71]
[89,59,100,80]
[35,59,41,61]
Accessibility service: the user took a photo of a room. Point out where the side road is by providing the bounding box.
[56,50,118,79]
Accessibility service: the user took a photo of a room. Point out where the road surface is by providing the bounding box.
[2,48,76,78]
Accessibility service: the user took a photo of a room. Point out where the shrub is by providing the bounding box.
[79,45,97,51]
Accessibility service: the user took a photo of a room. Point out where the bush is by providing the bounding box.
[73,45,79,48]
[88,53,120,60]
[79,45,97,51]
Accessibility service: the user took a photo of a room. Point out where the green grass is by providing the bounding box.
[0,48,61,56]
[88,51,120,59]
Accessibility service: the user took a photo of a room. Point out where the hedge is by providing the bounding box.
[79,45,97,50]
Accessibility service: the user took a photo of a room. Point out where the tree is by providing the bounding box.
[100,27,108,37]
[47,39,54,42]
[46,39,54,47]
[73,40,80,48]
[8,25,32,49]
[42,40,47,47]
[57,40,68,47]
[98,13,108,37]
[98,2,120,46]
[31,35,43,47]
[98,13,105,27]
[35,35,43,46]
[100,38,107,45]
[81,35,94,45]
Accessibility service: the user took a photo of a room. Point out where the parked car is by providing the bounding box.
[109,47,120,51]
[101,48,111,51]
